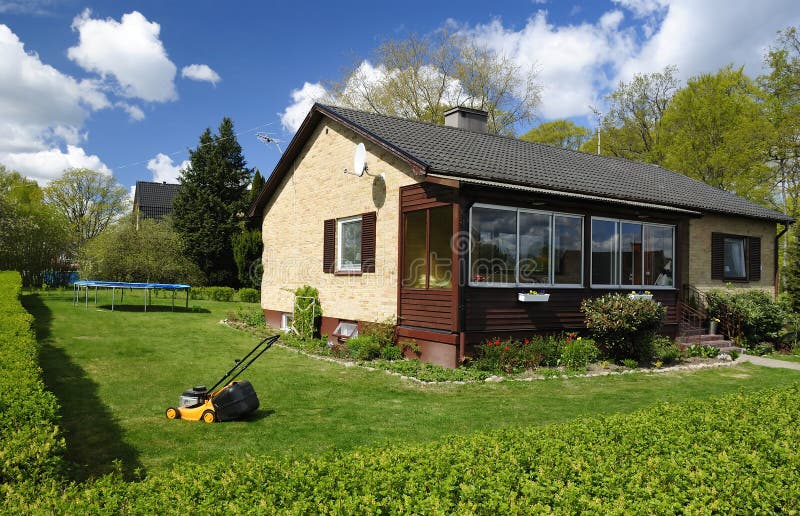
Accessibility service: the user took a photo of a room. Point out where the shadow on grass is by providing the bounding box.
[23,293,144,481]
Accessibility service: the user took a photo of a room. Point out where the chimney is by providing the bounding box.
[444,106,489,133]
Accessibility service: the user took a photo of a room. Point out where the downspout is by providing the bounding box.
[775,223,790,297]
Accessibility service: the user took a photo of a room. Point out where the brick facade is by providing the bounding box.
[260,118,418,322]
[687,213,775,292]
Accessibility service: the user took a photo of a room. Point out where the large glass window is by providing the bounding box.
[470,206,517,284]
[591,219,618,286]
[470,204,583,286]
[337,216,362,271]
[554,215,582,284]
[402,206,453,289]
[591,217,674,288]
[723,237,746,279]
[518,211,550,284]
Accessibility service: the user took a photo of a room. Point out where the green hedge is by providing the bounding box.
[0,271,66,484]
[188,286,260,303]
[4,382,800,512]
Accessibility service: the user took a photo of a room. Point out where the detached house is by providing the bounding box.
[132,181,182,229]
[250,104,792,367]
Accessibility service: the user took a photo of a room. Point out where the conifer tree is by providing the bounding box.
[173,118,251,286]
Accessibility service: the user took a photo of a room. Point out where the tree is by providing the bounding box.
[521,119,591,150]
[172,118,252,286]
[81,215,203,284]
[250,169,265,206]
[43,168,128,250]
[0,165,71,286]
[581,66,679,162]
[232,229,262,289]
[328,31,541,135]
[760,27,800,221]
[658,66,773,203]
[782,224,800,312]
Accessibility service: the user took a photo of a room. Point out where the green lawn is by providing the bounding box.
[26,290,800,481]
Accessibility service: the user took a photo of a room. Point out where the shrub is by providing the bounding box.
[7,384,800,513]
[360,317,395,348]
[621,358,639,368]
[227,305,264,327]
[473,334,565,373]
[346,335,382,361]
[293,285,322,339]
[651,336,681,365]
[379,345,403,361]
[189,286,235,302]
[0,271,66,484]
[581,294,665,361]
[237,287,259,303]
[560,336,598,371]
[686,345,720,358]
[706,288,784,346]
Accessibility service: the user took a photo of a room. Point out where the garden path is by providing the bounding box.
[739,355,800,371]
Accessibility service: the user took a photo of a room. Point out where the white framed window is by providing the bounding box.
[337,215,362,271]
[468,203,583,287]
[590,217,675,289]
[280,312,293,332]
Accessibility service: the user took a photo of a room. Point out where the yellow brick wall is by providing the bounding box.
[688,213,776,292]
[260,118,419,321]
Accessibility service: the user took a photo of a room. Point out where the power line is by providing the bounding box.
[112,121,276,171]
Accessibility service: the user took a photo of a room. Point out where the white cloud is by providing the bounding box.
[146,153,188,183]
[0,24,113,183]
[68,9,177,102]
[116,102,145,121]
[1,144,111,184]
[616,0,800,82]
[280,81,327,132]
[181,64,221,86]
[467,11,637,119]
[611,0,668,18]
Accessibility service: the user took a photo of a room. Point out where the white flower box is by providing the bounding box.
[518,293,550,302]
[628,294,653,300]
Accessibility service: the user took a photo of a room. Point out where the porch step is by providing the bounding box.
[678,334,726,345]
[719,346,747,354]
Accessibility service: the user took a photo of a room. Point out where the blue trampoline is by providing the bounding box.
[73,280,191,311]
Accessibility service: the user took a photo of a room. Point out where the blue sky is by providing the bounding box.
[1,0,798,196]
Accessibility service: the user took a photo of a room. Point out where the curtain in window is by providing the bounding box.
[724,237,746,278]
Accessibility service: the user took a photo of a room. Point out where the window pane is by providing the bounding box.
[518,211,550,284]
[554,215,582,285]
[340,218,361,270]
[644,225,674,286]
[591,219,617,285]
[471,206,517,284]
[620,222,642,285]
[402,210,427,288]
[724,237,746,278]
[428,206,453,289]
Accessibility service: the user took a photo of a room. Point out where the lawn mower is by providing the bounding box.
[165,334,279,423]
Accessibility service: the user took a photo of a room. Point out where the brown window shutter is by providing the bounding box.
[748,236,761,281]
[711,232,724,280]
[361,212,376,273]
[323,219,335,273]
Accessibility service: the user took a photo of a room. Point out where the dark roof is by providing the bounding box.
[250,103,791,223]
[133,181,181,219]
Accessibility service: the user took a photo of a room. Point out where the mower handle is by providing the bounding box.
[208,334,279,393]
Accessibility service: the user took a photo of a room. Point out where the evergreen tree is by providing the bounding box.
[173,118,252,286]
[232,229,262,289]
[250,169,265,206]
[783,225,800,312]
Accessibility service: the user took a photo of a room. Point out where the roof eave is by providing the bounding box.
[248,104,429,218]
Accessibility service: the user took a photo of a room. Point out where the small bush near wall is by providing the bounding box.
[706,288,784,347]
[237,288,259,303]
[293,285,322,339]
[473,334,567,373]
[560,335,599,371]
[581,294,665,362]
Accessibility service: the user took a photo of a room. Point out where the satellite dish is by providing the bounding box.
[353,143,366,177]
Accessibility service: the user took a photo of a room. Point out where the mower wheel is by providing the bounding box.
[165,407,180,420]
[201,410,216,424]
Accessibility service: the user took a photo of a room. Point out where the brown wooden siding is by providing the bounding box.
[398,183,459,333]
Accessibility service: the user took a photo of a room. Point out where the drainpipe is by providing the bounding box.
[775,223,790,297]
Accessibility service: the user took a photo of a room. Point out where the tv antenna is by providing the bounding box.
[256,133,283,154]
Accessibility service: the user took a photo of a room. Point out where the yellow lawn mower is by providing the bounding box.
[165,335,279,423]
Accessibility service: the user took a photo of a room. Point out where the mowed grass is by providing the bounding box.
[25,290,800,480]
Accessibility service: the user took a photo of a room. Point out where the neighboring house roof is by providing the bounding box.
[251,103,792,223]
[133,181,181,219]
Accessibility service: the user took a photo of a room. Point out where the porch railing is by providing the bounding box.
[678,284,707,341]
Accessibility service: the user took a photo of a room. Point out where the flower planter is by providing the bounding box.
[518,293,550,303]
[628,294,653,300]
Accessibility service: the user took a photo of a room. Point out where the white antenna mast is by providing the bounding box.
[589,106,602,156]
[256,133,283,154]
